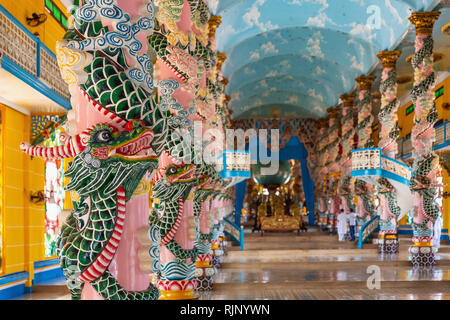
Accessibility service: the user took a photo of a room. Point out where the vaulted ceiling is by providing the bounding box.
[208,0,446,120]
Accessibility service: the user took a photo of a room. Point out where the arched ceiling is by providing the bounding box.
[208,0,438,119]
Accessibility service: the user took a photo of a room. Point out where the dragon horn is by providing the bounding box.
[20,130,91,159]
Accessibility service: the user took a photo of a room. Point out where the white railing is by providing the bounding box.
[351,148,412,186]
[217,150,251,188]
[358,216,379,249]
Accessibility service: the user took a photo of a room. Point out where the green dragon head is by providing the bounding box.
[152,162,197,201]
[65,121,158,201]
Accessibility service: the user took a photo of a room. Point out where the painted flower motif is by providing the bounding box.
[167,32,178,45]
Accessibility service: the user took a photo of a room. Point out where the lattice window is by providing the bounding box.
[0,12,37,76]
[434,125,445,145]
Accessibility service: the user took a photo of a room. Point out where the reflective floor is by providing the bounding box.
[14,230,450,300]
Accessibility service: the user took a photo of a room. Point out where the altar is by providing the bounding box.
[248,160,308,233]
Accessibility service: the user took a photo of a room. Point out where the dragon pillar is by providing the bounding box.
[354,75,377,233]
[408,11,442,268]
[376,50,402,254]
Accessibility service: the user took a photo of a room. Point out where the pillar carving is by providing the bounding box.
[408,11,442,268]
[339,94,356,214]
[354,75,376,230]
[376,50,402,254]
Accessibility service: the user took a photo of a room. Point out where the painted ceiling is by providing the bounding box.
[208,0,445,119]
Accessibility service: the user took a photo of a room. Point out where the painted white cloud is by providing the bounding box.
[266,71,278,77]
[306,31,324,59]
[285,96,299,104]
[302,54,313,63]
[341,74,349,88]
[350,55,364,71]
[261,41,279,54]
[314,66,325,76]
[314,105,323,113]
[242,0,278,32]
[260,79,268,88]
[308,89,324,103]
[249,50,260,60]
[384,0,403,24]
[243,6,261,27]
[348,23,376,41]
[253,98,263,107]
[289,0,328,9]
[278,60,291,71]
[244,67,256,75]
[274,31,289,44]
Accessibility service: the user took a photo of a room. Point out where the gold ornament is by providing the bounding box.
[409,11,441,36]
[377,50,402,69]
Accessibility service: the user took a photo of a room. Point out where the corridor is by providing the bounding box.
[16,230,450,300]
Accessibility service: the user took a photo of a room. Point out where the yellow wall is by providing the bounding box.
[2,104,27,275]
[0,0,69,54]
[0,104,46,284]
[443,169,449,233]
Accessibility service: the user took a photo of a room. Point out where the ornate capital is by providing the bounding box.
[340,94,356,107]
[327,107,340,119]
[355,75,376,91]
[221,77,229,87]
[208,16,222,39]
[216,52,227,72]
[409,11,441,36]
[224,95,231,106]
[377,50,401,69]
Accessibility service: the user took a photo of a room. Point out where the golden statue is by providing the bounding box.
[269,188,285,217]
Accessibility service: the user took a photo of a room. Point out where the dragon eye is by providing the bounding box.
[167,166,177,175]
[94,130,112,143]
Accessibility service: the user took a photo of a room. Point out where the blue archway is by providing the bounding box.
[235,135,315,226]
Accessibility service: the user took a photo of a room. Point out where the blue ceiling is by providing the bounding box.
[208,0,438,119]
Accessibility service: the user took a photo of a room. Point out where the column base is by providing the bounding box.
[158,290,198,300]
[195,256,214,291]
[379,234,399,254]
[195,275,214,291]
[409,240,437,268]
[212,255,223,269]
[156,280,198,300]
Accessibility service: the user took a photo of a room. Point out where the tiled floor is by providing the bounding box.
[13,230,450,300]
